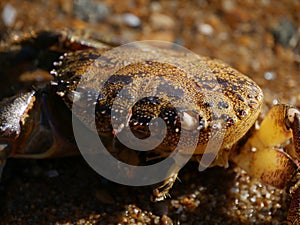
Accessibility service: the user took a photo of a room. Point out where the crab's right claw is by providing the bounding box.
[0,91,37,179]
[285,107,300,224]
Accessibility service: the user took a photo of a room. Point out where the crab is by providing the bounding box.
[0,30,299,224]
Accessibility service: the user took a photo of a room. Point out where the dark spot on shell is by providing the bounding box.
[226,118,235,126]
[248,99,259,109]
[107,75,132,85]
[204,102,214,107]
[140,96,162,105]
[211,112,219,120]
[221,114,229,120]
[212,123,221,130]
[130,115,151,126]
[95,104,111,116]
[198,116,207,130]
[216,77,229,87]
[156,83,184,99]
[237,109,248,118]
[235,93,245,102]
[159,106,178,127]
[230,84,238,91]
[78,54,96,61]
[129,97,179,131]
[97,92,105,101]
[218,101,229,109]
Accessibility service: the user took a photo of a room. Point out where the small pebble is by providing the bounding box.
[150,13,175,30]
[73,0,110,23]
[160,215,173,225]
[150,2,162,12]
[222,0,236,12]
[2,4,17,27]
[272,99,279,105]
[46,169,59,178]
[273,18,298,48]
[197,23,214,36]
[264,71,276,80]
[122,13,141,28]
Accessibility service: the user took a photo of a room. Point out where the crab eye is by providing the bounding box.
[287,108,300,123]
[180,111,199,131]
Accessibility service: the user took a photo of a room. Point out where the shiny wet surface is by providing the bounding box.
[0,0,299,224]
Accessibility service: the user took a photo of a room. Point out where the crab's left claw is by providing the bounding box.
[286,107,300,224]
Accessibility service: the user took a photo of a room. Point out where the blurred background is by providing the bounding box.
[0,0,299,224]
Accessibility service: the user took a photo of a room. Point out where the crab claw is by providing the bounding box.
[0,91,36,179]
[232,105,300,224]
[0,91,36,153]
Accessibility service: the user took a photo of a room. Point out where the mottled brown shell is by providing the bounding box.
[52,44,263,167]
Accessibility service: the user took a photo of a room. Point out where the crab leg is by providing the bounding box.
[286,108,300,224]
[231,104,300,223]
[12,30,112,52]
[0,151,6,179]
[288,107,300,161]
[287,185,300,224]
